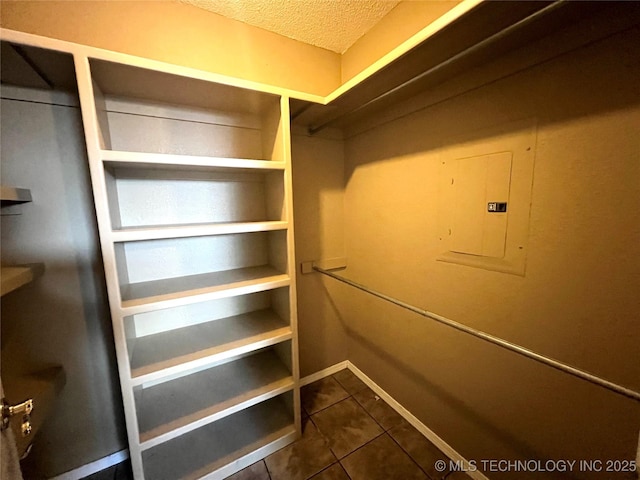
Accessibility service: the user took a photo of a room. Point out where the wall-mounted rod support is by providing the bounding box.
[308,0,566,135]
[313,266,640,402]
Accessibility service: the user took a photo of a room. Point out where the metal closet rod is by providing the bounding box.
[308,0,567,135]
[313,266,640,402]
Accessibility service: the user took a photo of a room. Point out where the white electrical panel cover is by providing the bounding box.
[450,151,512,258]
[438,119,537,275]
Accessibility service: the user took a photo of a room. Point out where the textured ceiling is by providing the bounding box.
[179,0,401,53]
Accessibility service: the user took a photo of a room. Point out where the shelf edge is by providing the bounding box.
[121,275,290,315]
[101,150,286,171]
[130,328,293,387]
[112,221,288,242]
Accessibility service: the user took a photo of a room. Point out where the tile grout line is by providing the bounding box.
[336,430,387,465]
[311,372,397,480]
[385,428,439,480]
[263,459,273,480]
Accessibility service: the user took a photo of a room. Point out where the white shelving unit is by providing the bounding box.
[73,56,300,479]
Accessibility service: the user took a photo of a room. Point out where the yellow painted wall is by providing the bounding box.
[0,0,341,96]
[340,27,640,478]
[341,1,461,84]
[291,132,348,375]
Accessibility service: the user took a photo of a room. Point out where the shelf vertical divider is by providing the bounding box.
[73,54,145,479]
[278,95,302,438]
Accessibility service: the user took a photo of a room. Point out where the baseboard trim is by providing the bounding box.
[57,361,487,480]
[301,361,489,480]
[299,361,349,386]
[345,361,490,480]
[49,449,129,480]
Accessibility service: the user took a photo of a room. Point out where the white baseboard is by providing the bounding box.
[300,361,490,480]
[49,449,129,480]
[58,360,487,480]
[299,361,349,386]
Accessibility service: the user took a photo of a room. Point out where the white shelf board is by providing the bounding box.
[121,266,290,313]
[137,349,294,449]
[0,185,32,206]
[1,263,44,297]
[130,309,291,384]
[112,221,288,242]
[101,150,286,172]
[142,395,295,480]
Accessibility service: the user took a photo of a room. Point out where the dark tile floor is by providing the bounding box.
[231,369,471,480]
[83,369,471,480]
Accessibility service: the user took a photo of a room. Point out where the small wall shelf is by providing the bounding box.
[0,185,32,207]
[1,263,45,297]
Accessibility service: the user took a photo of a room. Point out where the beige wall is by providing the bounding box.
[0,1,341,97]
[291,132,348,376]
[340,28,640,479]
[341,1,460,84]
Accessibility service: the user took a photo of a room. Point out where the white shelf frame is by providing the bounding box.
[73,51,300,480]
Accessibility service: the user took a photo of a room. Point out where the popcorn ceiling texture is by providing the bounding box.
[179,0,400,53]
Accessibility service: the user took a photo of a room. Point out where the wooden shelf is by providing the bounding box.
[121,266,290,313]
[129,308,291,384]
[142,395,295,480]
[136,349,294,449]
[101,150,286,172]
[112,221,288,242]
[1,263,44,297]
[0,185,32,206]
